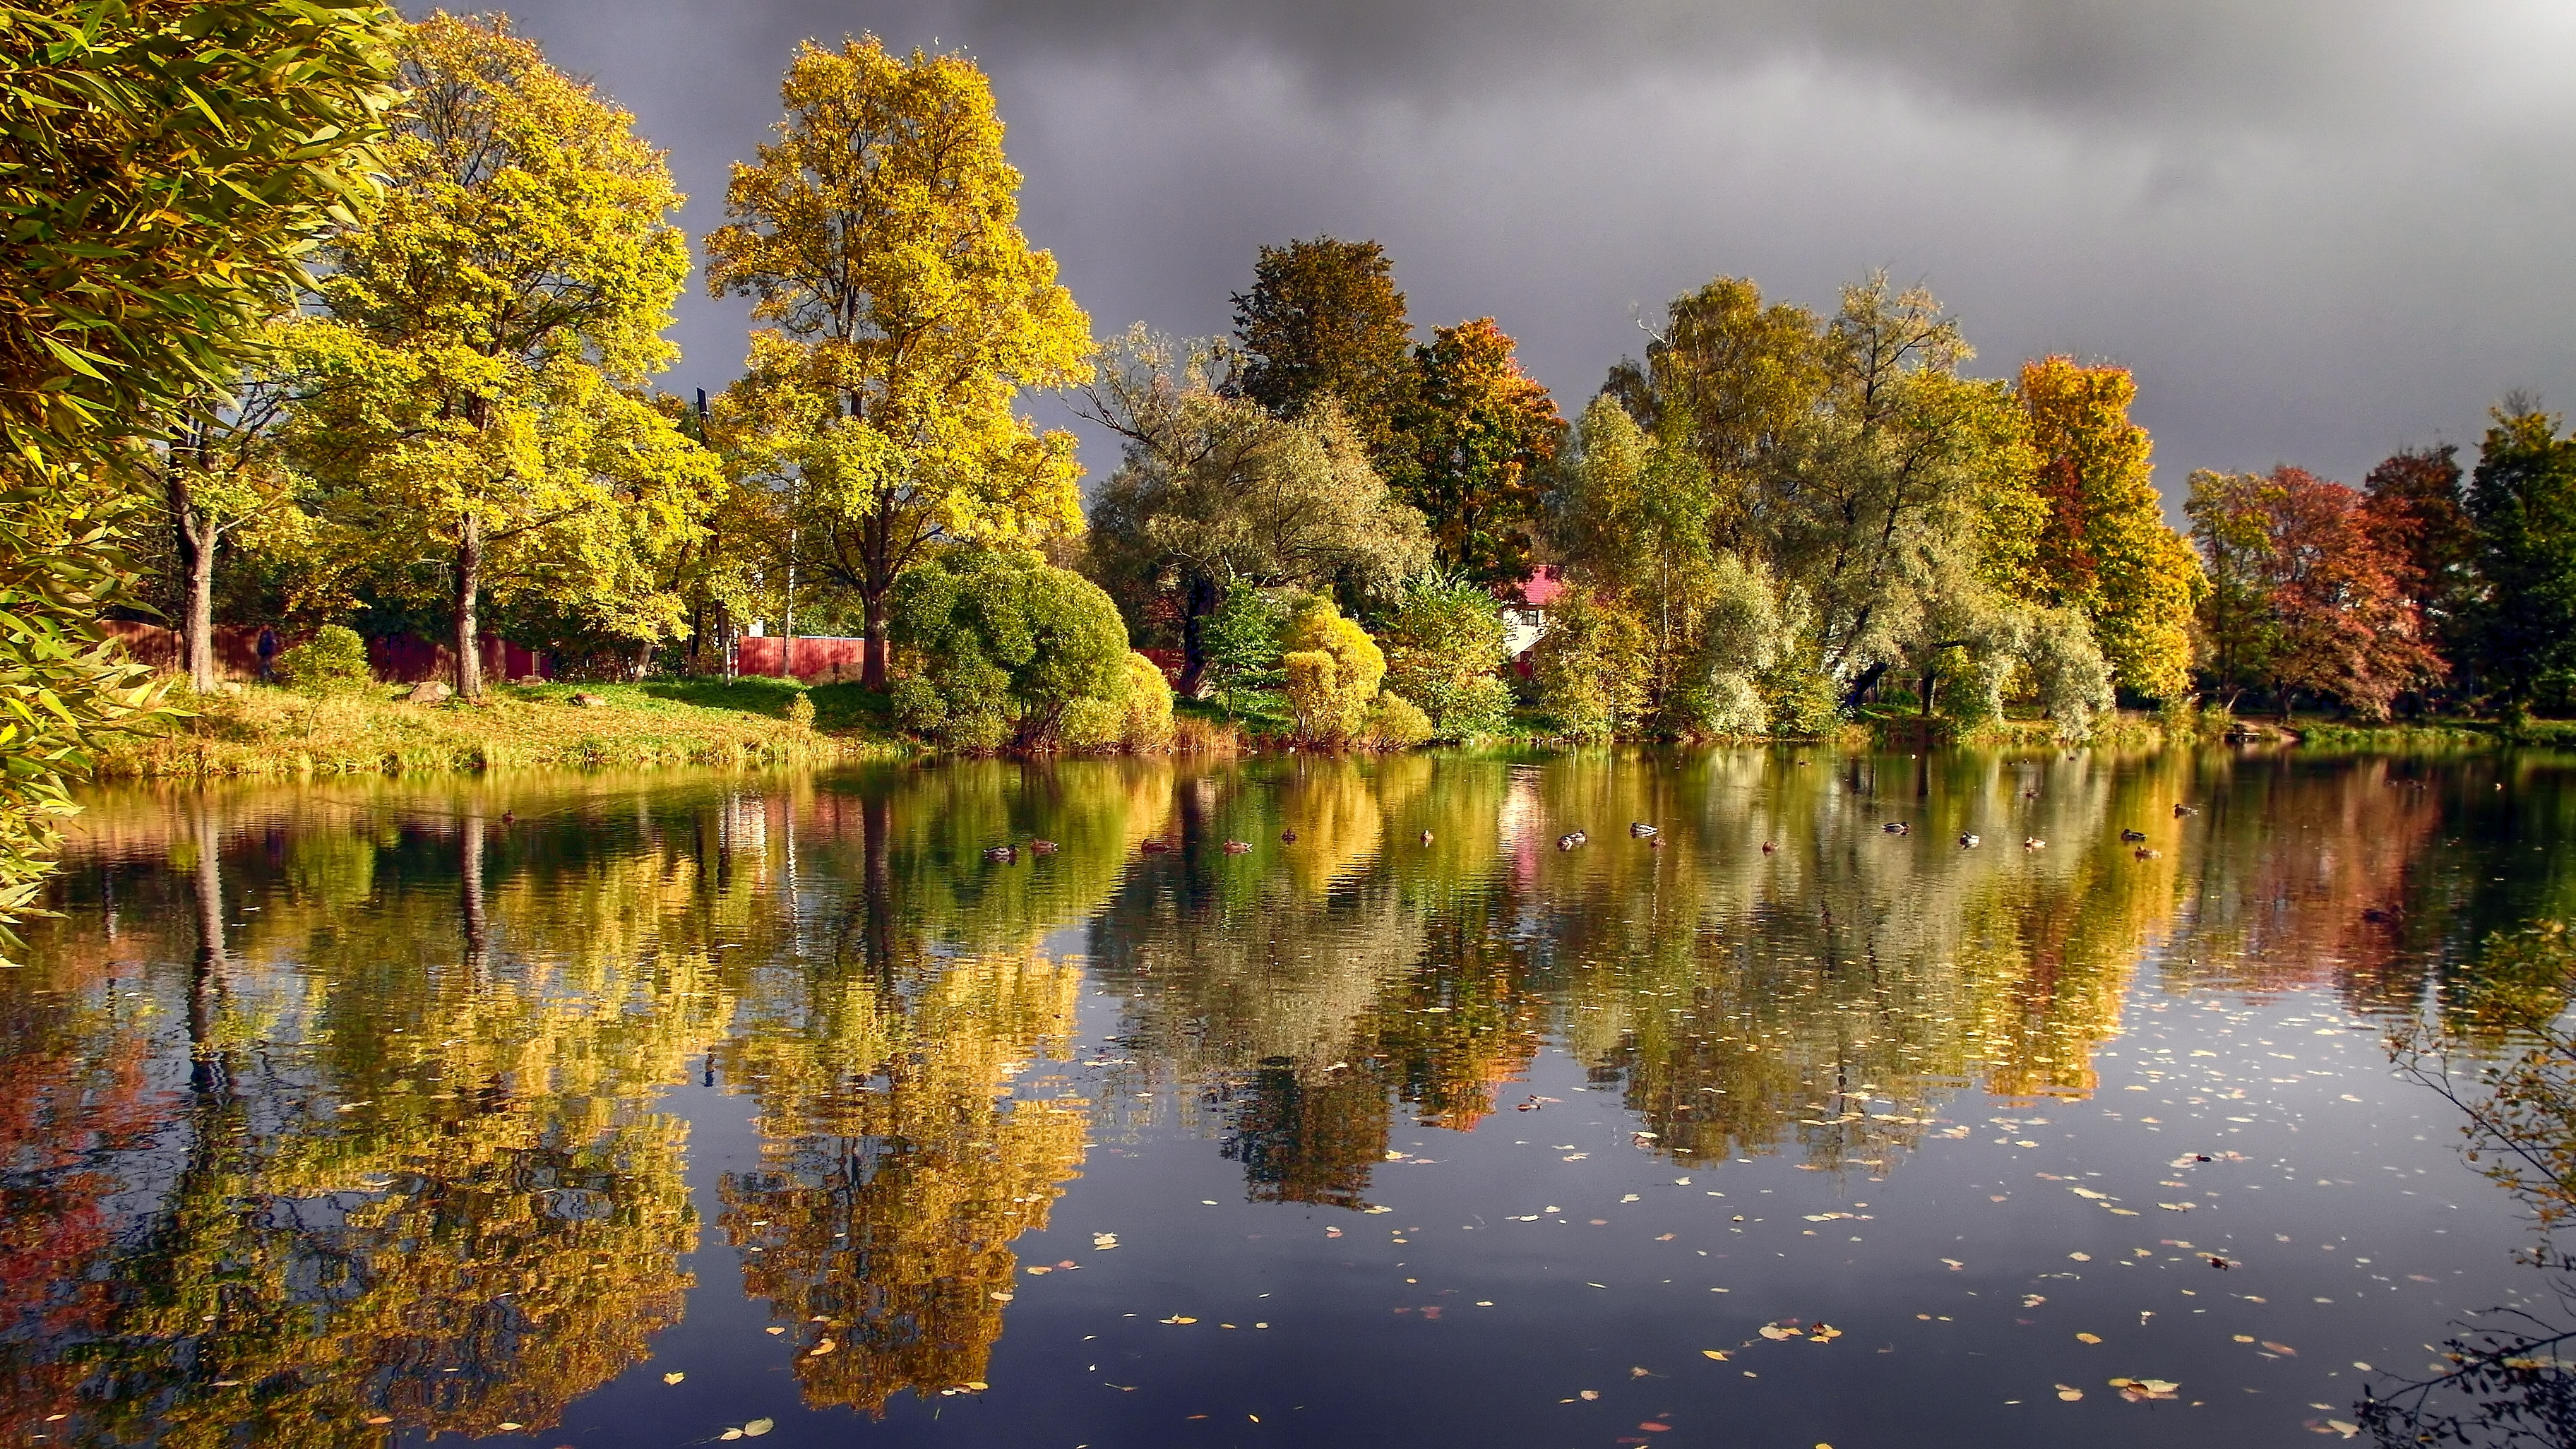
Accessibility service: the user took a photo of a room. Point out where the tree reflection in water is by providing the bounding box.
[2367,920,2576,1448]
[0,751,2568,1438]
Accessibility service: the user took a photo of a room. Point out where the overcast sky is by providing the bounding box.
[443,0,2576,508]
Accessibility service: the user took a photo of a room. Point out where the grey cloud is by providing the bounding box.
[442,0,2576,501]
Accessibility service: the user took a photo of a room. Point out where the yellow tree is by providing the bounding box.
[2017,356,2205,699]
[706,37,1092,689]
[303,13,712,696]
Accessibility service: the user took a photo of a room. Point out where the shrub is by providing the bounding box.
[889,549,1130,749]
[1280,596,1386,744]
[1202,580,1293,705]
[275,625,372,695]
[1062,651,1175,751]
[1361,691,1433,749]
[1530,591,1647,739]
[787,690,816,729]
[1381,570,1512,740]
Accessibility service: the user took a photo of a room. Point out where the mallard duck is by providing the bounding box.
[1557,831,1587,851]
[1281,828,1298,842]
[1030,839,1058,854]
[2133,846,2161,860]
[1958,833,1981,848]
[1630,823,1659,837]
[2022,837,2046,850]
[2120,828,2148,842]
[1760,840,1777,854]
[1882,821,1910,835]
[2173,802,2200,817]
[1223,840,1252,854]
[1140,838,1174,854]
[983,844,1018,863]
[1420,830,1434,846]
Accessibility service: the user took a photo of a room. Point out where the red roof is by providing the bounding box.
[1510,565,1564,608]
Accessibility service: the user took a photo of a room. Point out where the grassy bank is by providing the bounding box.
[99,677,905,780]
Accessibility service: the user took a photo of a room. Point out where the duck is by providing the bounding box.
[1958,833,1981,848]
[1140,838,1175,854]
[1557,830,1588,851]
[2022,789,2039,799]
[2173,802,2200,817]
[1281,828,1298,842]
[1760,840,1777,854]
[2022,836,2046,850]
[982,844,1018,864]
[2133,846,2161,860]
[1223,840,1252,854]
[1882,821,1910,835]
[1630,822,1659,837]
[2120,828,2148,842]
[1420,829,1434,846]
[1030,839,1058,855]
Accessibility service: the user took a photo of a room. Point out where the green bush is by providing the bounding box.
[1532,591,1647,739]
[275,625,373,695]
[889,549,1130,750]
[1381,570,1512,740]
[1062,651,1176,751]
[787,690,816,729]
[1203,579,1293,705]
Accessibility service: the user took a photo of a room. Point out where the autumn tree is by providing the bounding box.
[2017,356,2205,700]
[1387,318,1563,585]
[2361,444,2475,676]
[2467,404,2576,713]
[1080,328,1429,694]
[0,0,393,941]
[705,37,1092,689]
[1228,237,1416,464]
[1604,275,1827,547]
[301,13,713,696]
[2186,465,2438,718]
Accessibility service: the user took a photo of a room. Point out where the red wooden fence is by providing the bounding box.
[736,636,866,681]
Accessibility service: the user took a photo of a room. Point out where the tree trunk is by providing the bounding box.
[860,591,888,691]
[455,515,484,698]
[189,809,225,1098]
[1176,573,1220,698]
[177,495,218,695]
[460,811,488,985]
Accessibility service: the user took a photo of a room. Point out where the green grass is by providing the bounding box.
[97,676,906,780]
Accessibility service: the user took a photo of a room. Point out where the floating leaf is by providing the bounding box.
[662,1371,685,1385]
[808,1339,837,1356]
[2077,1333,2102,1344]
[1703,1349,1731,1361]
[743,1419,774,1437]
[2056,1385,2084,1401]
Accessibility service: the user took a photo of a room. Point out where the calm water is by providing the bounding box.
[9,748,2576,1448]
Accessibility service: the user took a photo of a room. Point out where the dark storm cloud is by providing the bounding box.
[461,0,2576,501]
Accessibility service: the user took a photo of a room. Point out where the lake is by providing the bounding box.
[8,746,2574,1447]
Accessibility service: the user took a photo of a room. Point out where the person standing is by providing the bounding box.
[254,626,280,684]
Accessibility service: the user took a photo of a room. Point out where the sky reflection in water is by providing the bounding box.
[7,747,2574,1447]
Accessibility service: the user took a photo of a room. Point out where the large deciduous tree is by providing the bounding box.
[0,0,394,941]
[2017,356,2205,700]
[705,37,1091,690]
[1388,318,1562,588]
[2467,405,2576,714]
[305,13,712,696]
[1227,237,1416,465]
[2361,443,2476,684]
[2186,465,2438,718]
[1080,328,1429,696]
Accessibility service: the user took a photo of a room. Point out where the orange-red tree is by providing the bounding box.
[1388,318,1563,588]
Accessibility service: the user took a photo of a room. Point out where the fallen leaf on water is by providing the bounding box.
[989,1292,1013,1303]
[764,1326,784,1335]
[366,1417,393,1425]
[662,1371,685,1385]
[2069,1252,2092,1262]
[962,1381,988,1392]
[1630,1366,1651,1378]
[743,1418,775,1437]
[1760,1325,1799,1340]
[1807,1324,1843,1342]
[1940,1258,1964,1271]
[1638,1422,1671,1432]
[808,1339,837,1356]
[2056,1385,2084,1401]
[2077,1333,2103,1344]
[1580,1390,1600,1400]
[1026,1266,1051,1275]
[2263,1342,2298,1356]
[1703,1349,1731,1361]
[1325,1228,1342,1238]
[1160,1316,1198,1325]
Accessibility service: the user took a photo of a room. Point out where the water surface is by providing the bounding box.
[9,748,2575,1447]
